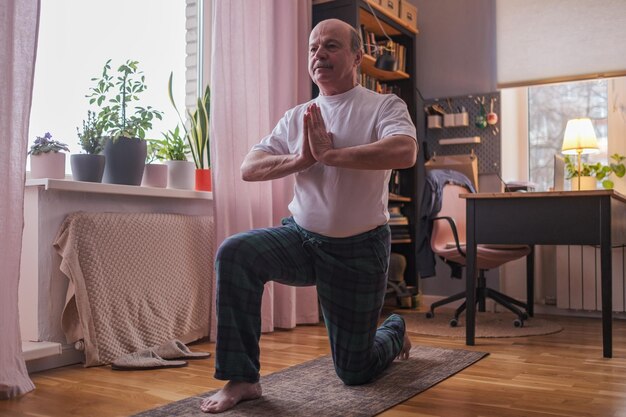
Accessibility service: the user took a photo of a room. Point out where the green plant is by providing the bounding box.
[145,141,160,164]
[167,72,210,169]
[147,125,190,161]
[86,59,163,140]
[565,153,626,189]
[28,132,69,155]
[76,110,104,154]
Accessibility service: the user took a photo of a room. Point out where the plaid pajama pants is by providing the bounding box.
[214,216,406,385]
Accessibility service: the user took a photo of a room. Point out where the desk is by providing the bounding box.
[462,190,626,358]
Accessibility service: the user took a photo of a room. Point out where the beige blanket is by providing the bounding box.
[54,212,214,367]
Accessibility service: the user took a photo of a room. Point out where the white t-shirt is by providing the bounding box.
[251,85,416,237]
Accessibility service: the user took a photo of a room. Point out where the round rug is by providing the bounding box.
[398,310,563,338]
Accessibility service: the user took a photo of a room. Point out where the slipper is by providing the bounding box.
[153,339,211,360]
[111,350,188,371]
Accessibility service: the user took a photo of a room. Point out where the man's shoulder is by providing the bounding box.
[356,85,402,105]
[284,98,317,117]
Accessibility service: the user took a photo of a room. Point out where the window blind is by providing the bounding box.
[497,0,626,88]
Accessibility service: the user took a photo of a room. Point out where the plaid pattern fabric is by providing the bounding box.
[214,217,405,384]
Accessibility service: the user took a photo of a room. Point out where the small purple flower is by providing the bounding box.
[29,132,70,155]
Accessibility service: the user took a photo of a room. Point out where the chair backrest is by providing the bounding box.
[430,184,469,254]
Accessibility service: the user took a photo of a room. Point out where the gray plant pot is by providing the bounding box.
[102,136,147,186]
[70,154,105,183]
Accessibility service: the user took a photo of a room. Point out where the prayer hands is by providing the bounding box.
[305,103,333,163]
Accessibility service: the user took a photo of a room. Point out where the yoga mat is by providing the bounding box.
[132,345,487,417]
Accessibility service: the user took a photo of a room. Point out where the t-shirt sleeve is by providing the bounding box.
[376,95,417,141]
[250,111,292,155]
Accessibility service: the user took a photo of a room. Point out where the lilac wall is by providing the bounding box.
[412,0,496,99]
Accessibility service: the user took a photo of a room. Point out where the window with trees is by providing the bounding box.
[528,80,608,191]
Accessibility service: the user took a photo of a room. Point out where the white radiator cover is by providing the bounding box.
[556,245,626,312]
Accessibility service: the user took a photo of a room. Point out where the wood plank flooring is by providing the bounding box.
[2,311,626,417]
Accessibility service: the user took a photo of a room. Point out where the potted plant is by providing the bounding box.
[143,126,194,189]
[151,125,194,189]
[141,140,168,188]
[71,110,106,182]
[29,132,70,179]
[565,153,626,190]
[168,72,211,191]
[87,59,163,185]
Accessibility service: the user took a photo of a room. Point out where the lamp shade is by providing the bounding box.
[375,52,397,72]
[561,118,599,155]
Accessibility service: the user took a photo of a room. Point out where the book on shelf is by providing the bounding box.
[359,74,402,95]
[389,192,411,202]
[359,25,407,72]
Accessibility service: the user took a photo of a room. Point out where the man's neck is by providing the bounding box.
[319,81,358,96]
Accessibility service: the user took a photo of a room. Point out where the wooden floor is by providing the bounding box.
[3,311,626,417]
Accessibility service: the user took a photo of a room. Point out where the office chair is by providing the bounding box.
[425,183,532,327]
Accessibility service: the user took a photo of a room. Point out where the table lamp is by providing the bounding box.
[561,118,599,190]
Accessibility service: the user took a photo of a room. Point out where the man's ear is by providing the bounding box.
[354,49,363,67]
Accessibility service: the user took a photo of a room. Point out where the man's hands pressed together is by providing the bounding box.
[305,103,334,164]
[304,102,417,170]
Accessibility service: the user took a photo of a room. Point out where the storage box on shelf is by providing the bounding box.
[399,0,418,30]
[380,0,399,17]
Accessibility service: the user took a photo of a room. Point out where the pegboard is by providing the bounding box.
[423,91,501,175]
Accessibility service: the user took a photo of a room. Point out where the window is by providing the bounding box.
[528,80,608,191]
[28,0,196,172]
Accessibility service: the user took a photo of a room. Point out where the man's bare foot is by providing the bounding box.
[200,381,262,413]
[396,332,412,360]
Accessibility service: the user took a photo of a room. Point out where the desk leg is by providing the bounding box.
[600,198,612,358]
[466,200,477,346]
[527,246,534,318]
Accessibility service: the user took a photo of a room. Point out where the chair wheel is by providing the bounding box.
[426,311,434,319]
[514,319,524,328]
[522,312,529,320]
[449,318,458,327]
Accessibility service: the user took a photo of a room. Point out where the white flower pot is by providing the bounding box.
[30,152,66,179]
[571,176,597,191]
[142,163,168,188]
[166,160,195,190]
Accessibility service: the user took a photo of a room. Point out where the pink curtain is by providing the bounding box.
[211,0,319,333]
[0,0,39,399]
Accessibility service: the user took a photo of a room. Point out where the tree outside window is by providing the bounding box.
[528,80,608,191]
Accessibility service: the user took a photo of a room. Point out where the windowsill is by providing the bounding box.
[22,340,62,361]
[25,178,213,200]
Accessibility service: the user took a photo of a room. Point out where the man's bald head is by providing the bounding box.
[311,19,362,53]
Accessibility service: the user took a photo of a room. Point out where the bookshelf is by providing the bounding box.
[312,0,419,287]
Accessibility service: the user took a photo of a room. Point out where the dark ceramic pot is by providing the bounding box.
[70,154,105,183]
[102,136,147,186]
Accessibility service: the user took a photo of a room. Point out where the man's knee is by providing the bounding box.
[216,233,249,263]
[335,368,372,386]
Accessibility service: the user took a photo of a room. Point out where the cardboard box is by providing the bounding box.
[399,1,418,29]
[381,0,400,18]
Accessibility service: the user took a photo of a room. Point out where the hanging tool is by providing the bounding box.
[487,97,498,125]
[474,96,487,129]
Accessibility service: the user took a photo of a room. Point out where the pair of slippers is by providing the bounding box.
[111,339,211,371]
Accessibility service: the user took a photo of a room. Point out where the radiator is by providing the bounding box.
[556,245,626,312]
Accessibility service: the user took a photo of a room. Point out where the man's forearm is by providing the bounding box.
[319,135,417,170]
[241,150,314,181]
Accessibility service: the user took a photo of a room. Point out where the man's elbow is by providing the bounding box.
[397,140,418,168]
[241,164,256,182]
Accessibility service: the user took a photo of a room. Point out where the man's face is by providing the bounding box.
[308,20,362,95]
